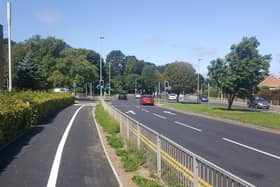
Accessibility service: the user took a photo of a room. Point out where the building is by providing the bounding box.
[258,75,280,90]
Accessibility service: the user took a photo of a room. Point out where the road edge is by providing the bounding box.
[92,108,123,187]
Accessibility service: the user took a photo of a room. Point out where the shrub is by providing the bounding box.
[132,175,161,187]
[107,135,124,148]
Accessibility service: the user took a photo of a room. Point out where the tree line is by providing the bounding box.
[2,35,271,109]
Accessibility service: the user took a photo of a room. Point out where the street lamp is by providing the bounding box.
[197,58,202,102]
[7,2,12,91]
[99,36,104,97]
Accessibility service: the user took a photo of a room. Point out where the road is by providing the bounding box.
[0,103,119,187]
[112,98,280,187]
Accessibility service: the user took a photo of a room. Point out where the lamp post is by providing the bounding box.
[99,36,104,97]
[197,58,202,102]
[7,2,12,91]
[109,60,111,96]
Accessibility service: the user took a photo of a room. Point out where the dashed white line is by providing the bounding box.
[142,109,149,112]
[174,121,202,132]
[163,110,176,115]
[135,105,140,109]
[222,137,280,160]
[47,106,83,187]
[153,113,167,119]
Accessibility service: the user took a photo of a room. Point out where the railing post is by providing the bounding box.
[119,114,123,137]
[193,155,199,187]
[137,123,140,149]
[156,134,161,179]
[126,117,130,140]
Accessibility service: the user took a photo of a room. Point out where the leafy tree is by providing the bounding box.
[124,56,137,75]
[141,64,157,93]
[164,61,196,96]
[15,51,42,89]
[106,50,126,77]
[208,37,271,109]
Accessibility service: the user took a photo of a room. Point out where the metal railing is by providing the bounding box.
[101,100,256,187]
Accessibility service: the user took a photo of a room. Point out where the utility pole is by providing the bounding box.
[197,58,202,102]
[7,2,12,91]
[109,59,111,96]
[99,36,104,97]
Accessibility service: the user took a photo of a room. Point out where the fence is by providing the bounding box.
[101,100,256,187]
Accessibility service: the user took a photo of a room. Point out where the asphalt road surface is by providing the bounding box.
[0,104,119,187]
[112,98,280,187]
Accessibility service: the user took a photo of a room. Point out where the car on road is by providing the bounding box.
[247,97,270,109]
[168,93,177,101]
[54,87,70,93]
[140,94,154,105]
[199,95,208,102]
[118,93,127,100]
[135,93,141,99]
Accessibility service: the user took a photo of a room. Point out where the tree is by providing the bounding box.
[208,37,271,109]
[106,50,126,77]
[124,56,138,75]
[15,51,42,90]
[164,61,196,97]
[141,64,157,93]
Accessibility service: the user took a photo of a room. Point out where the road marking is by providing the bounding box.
[153,113,167,119]
[222,137,280,160]
[174,121,202,132]
[126,110,136,115]
[47,106,83,187]
[135,105,140,109]
[163,110,176,115]
[142,109,149,112]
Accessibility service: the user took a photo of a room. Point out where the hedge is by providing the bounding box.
[0,91,74,145]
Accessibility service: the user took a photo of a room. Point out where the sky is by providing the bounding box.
[0,0,279,77]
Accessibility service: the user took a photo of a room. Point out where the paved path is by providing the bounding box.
[0,104,119,187]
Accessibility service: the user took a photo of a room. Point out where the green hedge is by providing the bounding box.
[0,91,74,145]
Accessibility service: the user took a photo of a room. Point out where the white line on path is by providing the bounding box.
[163,111,176,115]
[47,106,83,187]
[135,105,140,109]
[153,113,167,119]
[174,121,202,132]
[222,137,280,160]
[141,109,149,112]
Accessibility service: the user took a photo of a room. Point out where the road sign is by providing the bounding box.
[72,82,77,88]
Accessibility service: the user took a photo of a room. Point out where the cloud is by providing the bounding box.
[145,37,166,47]
[194,47,217,57]
[36,11,61,24]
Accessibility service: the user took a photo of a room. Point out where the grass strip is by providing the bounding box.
[132,175,161,187]
[165,103,280,129]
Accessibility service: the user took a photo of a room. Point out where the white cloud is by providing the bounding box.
[36,11,61,24]
[194,47,217,57]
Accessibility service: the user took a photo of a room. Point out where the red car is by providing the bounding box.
[140,94,154,105]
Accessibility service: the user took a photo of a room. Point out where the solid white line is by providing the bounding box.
[93,111,123,187]
[153,113,167,119]
[222,137,280,160]
[163,110,176,115]
[47,106,83,187]
[174,121,202,132]
[142,109,149,112]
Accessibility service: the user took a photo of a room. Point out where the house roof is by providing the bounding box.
[258,75,280,88]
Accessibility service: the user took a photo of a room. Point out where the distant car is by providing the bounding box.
[168,93,177,100]
[140,94,154,105]
[199,95,208,102]
[247,97,270,109]
[54,88,70,93]
[135,93,141,99]
[118,93,127,100]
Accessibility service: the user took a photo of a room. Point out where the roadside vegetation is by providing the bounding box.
[0,91,74,146]
[165,103,280,129]
[95,104,162,187]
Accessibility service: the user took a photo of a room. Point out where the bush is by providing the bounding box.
[0,91,74,145]
[132,175,161,187]
[107,135,124,148]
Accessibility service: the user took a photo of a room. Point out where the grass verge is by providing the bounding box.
[95,103,161,187]
[165,103,280,129]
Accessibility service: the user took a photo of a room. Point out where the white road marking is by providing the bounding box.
[126,110,136,115]
[142,109,149,112]
[135,105,140,109]
[163,110,176,115]
[47,106,83,187]
[222,137,280,160]
[153,113,167,119]
[174,121,202,132]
